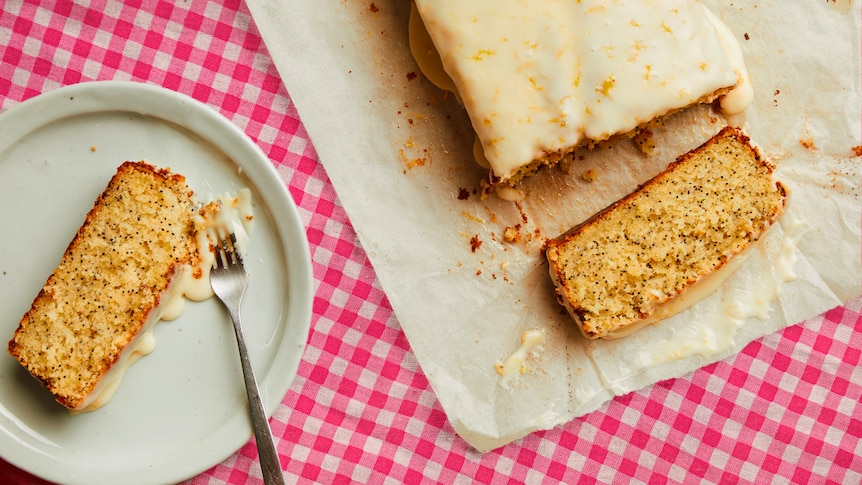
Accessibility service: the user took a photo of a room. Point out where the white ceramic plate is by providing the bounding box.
[0,81,313,484]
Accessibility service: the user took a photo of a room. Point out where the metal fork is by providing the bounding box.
[210,232,285,485]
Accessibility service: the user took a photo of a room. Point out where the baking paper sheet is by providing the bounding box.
[246,0,862,451]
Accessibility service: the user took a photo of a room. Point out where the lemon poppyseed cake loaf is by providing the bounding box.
[545,127,787,339]
[8,161,209,412]
[410,0,753,190]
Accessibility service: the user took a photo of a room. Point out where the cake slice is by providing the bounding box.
[544,127,787,339]
[410,0,753,190]
[8,161,211,412]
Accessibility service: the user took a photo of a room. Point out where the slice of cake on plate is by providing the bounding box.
[8,161,222,412]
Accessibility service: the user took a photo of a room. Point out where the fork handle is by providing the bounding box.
[227,307,286,485]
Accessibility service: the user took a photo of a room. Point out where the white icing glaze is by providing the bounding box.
[212,188,254,257]
[702,7,753,115]
[72,268,186,414]
[495,329,546,389]
[408,2,457,96]
[72,316,159,414]
[411,0,751,181]
[495,185,526,203]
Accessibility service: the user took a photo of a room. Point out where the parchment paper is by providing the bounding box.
[245,0,862,451]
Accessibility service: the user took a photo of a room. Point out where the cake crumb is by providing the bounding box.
[633,128,656,155]
[582,169,598,182]
[503,225,522,243]
[799,138,817,150]
[470,235,483,252]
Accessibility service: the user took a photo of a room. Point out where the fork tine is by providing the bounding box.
[224,233,237,266]
[228,233,243,265]
[213,234,227,270]
[211,230,244,270]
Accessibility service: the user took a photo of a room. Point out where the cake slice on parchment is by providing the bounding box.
[544,127,787,339]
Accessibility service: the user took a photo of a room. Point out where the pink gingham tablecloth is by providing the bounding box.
[1,1,861,483]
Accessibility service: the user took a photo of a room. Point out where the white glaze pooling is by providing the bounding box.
[703,6,753,115]
[210,188,254,258]
[641,229,799,367]
[72,305,161,414]
[495,329,546,389]
[412,0,749,181]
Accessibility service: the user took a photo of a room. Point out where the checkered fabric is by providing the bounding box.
[1,1,861,484]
